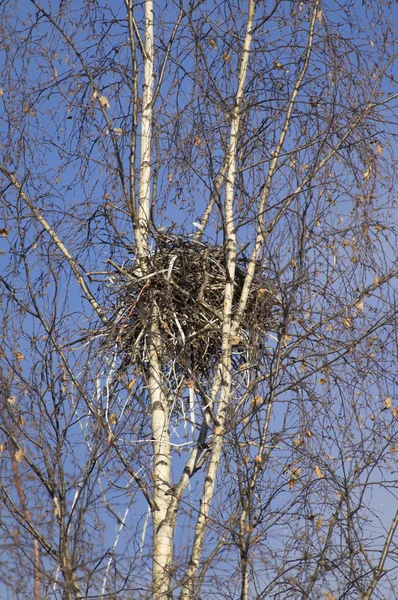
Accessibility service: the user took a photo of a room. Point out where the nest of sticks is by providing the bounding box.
[104,234,282,376]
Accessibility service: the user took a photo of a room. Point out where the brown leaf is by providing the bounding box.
[315,465,324,479]
[273,60,283,70]
[208,39,217,49]
[109,412,118,425]
[15,351,24,362]
[315,515,323,531]
[392,406,398,418]
[127,379,136,390]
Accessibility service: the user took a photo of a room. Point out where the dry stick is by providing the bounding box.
[0,167,107,324]
[179,2,256,598]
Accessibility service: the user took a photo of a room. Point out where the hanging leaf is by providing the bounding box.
[99,95,110,110]
[315,465,324,479]
[384,396,392,409]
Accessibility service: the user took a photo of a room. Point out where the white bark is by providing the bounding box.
[136,0,154,261]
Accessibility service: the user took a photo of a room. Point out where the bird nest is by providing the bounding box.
[103,234,281,376]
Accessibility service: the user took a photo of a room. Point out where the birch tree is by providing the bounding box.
[1,1,398,599]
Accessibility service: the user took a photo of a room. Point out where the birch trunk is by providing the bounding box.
[180,2,255,597]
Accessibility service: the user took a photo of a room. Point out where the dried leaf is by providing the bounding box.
[273,60,283,70]
[315,515,323,531]
[109,412,118,425]
[255,454,262,464]
[127,379,136,390]
[363,167,372,180]
[343,317,351,328]
[99,95,110,110]
[376,143,383,155]
[215,426,223,435]
[392,406,398,418]
[222,52,230,61]
[15,448,24,463]
[291,258,297,268]
[315,465,324,479]
[0,228,8,236]
[384,396,392,409]
[208,39,217,49]
[7,396,16,405]
[251,395,263,408]
[0,89,3,96]
[15,351,24,362]
[317,9,322,22]
[318,378,327,385]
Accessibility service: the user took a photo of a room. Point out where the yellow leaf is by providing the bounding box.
[315,515,323,531]
[208,39,217,49]
[168,173,173,183]
[222,52,230,61]
[300,362,307,373]
[392,406,398,418]
[305,430,312,438]
[384,396,392,409]
[127,379,136,390]
[376,143,383,155]
[92,90,99,99]
[363,167,372,180]
[315,465,324,479]
[273,60,283,70]
[343,317,351,328]
[15,351,24,362]
[318,378,327,385]
[215,426,223,435]
[8,396,16,405]
[370,413,375,421]
[291,258,297,268]
[374,276,380,286]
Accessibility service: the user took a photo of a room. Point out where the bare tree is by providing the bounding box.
[1,0,398,599]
